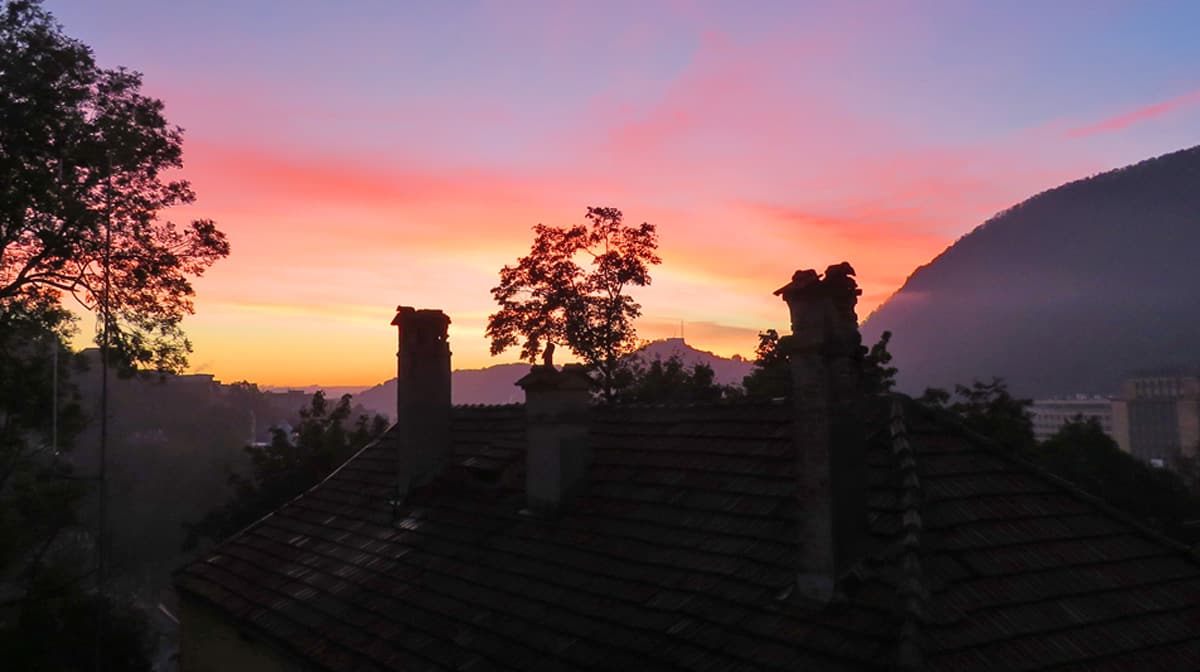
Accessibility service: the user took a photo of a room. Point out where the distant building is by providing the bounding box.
[175,373,221,404]
[1030,396,1114,443]
[1112,371,1200,467]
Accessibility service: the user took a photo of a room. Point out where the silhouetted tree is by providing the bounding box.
[0,0,229,372]
[487,207,660,401]
[613,355,733,404]
[0,244,151,672]
[1,3,223,665]
[184,392,388,549]
[862,330,897,394]
[952,378,1035,454]
[742,329,790,398]
[917,386,951,408]
[920,378,1035,454]
[0,296,84,572]
[913,384,1200,541]
[742,328,897,398]
[0,2,229,662]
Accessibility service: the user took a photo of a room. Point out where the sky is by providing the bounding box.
[46,0,1200,387]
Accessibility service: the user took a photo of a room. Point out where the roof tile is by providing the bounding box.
[178,398,1200,671]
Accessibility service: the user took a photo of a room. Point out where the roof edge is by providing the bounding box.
[901,395,1200,564]
[172,425,400,586]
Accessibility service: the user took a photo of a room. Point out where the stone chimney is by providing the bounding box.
[774,262,868,603]
[516,362,592,515]
[391,306,452,498]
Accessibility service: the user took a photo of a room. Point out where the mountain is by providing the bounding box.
[355,338,754,417]
[862,145,1200,397]
[632,338,753,386]
[263,384,367,397]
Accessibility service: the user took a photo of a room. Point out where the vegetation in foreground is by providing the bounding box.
[185,392,388,550]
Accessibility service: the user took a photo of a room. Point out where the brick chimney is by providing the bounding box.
[774,262,868,603]
[391,306,451,498]
[516,362,592,515]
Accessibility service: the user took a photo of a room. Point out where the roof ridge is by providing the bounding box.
[452,402,525,410]
[889,395,927,671]
[450,396,793,412]
[596,396,789,411]
[901,396,1200,567]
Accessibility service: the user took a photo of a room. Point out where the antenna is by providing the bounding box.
[51,338,57,453]
[95,150,112,672]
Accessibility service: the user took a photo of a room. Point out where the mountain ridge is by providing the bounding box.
[862,144,1200,397]
[354,338,753,418]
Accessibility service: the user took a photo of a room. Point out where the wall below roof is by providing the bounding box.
[179,595,307,672]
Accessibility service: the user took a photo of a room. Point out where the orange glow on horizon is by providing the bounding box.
[50,9,1191,388]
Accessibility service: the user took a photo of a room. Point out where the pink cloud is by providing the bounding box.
[140,6,1182,387]
[183,143,532,208]
[172,142,642,261]
[744,203,951,302]
[579,28,870,190]
[1067,89,1200,138]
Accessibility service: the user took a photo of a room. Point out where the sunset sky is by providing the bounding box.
[48,1,1200,387]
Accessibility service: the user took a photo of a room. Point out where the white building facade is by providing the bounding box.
[1030,396,1115,443]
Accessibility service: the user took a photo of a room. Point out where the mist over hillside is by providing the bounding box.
[355,338,753,416]
[862,145,1200,397]
[66,352,323,602]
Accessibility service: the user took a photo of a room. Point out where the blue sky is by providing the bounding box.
[43,0,1200,384]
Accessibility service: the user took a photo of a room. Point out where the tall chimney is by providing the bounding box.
[516,362,592,515]
[774,263,867,603]
[391,307,451,498]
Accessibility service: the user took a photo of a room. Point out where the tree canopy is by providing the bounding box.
[612,354,734,404]
[1,0,229,372]
[741,328,897,398]
[920,378,1035,454]
[918,385,1200,544]
[741,328,790,398]
[0,298,83,563]
[185,392,388,549]
[0,3,226,665]
[1035,417,1199,538]
[861,330,897,394]
[487,206,659,400]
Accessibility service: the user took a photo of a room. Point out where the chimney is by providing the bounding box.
[391,306,452,498]
[774,262,868,603]
[516,362,592,515]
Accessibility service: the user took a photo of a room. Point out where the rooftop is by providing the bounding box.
[175,394,1200,671]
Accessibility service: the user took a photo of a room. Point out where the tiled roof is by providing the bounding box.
[175,397,1200,671]
[900,400,1200,672]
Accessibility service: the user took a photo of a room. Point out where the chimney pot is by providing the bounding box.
[516,363,592,515]
[392,307,452,499]
[778,263,867,603]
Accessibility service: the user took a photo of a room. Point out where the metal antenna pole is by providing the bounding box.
[51,338,58,453]
[95,151,113,672]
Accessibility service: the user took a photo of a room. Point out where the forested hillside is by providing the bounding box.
[863,145,1200,396]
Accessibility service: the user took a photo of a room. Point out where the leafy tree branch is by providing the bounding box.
[487,206,660,400]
